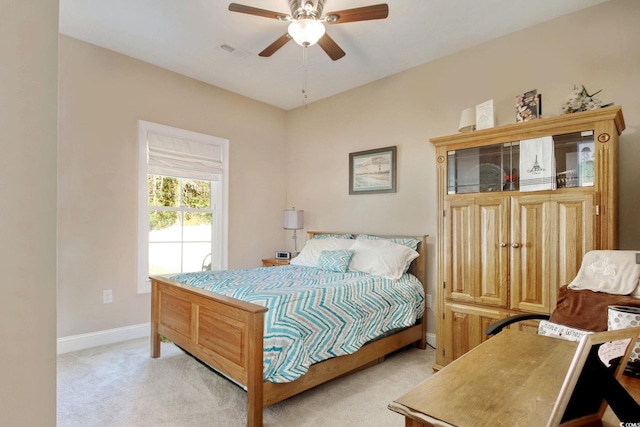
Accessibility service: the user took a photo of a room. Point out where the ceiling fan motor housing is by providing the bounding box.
[289,0,324,20]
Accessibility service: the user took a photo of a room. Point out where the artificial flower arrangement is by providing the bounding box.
[561,85,613,114]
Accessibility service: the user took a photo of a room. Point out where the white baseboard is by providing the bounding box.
[57,323,150,354]
[426,332,436,349]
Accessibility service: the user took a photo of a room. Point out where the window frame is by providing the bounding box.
[137,120,229,294]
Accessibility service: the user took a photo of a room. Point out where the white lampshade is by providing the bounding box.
[458,107,476,133]
[288,19,325,46]
[283,208,304,230]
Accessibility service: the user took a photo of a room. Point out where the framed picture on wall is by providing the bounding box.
[349,146,396,195]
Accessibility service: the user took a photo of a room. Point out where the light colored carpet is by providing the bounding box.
[57,338,435,427]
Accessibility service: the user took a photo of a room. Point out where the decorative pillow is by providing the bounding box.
[348,237,419,280]
[358,234,421,250]
[313,233,354,239]
[567,250,640,295]
[316,250,354,273]
[290,238,355,267]
[537,320,592,342]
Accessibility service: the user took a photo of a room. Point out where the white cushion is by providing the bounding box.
[357,234,421,250]
[290,238,354,267]
[567,250,640,295]
[348,236,418,280]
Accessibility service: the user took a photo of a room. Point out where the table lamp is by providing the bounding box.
[283,207,304,255]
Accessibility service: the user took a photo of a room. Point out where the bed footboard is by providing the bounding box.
[150,276,268,426]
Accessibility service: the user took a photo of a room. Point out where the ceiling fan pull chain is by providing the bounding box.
[302,46,309,108]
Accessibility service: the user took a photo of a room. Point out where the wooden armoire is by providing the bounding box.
[430,106,625,369]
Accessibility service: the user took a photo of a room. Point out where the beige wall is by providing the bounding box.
[57,36,288,337]
[56,0,640,343]
[286,0,640,336]
[0,1,58,425]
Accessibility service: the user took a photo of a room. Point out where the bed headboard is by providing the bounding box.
[306,231,428,288]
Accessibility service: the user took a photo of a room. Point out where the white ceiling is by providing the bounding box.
[59,0,609,111]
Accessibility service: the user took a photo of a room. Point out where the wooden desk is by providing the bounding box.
[390,329,640,426]
[389,330,580,426]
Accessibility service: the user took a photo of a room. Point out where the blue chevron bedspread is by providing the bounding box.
[170,265,424,383]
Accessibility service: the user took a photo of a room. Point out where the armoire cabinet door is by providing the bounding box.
[510,192,595,313]
[444,196,475,303]
[444,195,509,307]
[550,192,595,305]
[510,194,553,314]
[441,303,505,366]
[475,196,509,307]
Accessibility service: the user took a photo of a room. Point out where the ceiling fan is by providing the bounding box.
[228,1,389,61]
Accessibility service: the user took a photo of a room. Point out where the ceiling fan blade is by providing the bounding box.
[317,33,345,61]
[259,33,292,57]
[326,4,389,24]
[228,3,289,20]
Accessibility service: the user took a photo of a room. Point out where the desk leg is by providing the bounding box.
[406,418,433,427]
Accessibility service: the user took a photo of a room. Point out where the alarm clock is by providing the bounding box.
[275,251,291,260]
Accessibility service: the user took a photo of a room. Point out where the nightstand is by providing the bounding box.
[262,258,290,267]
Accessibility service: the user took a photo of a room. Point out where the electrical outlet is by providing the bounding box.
[637,252,640,264]
[103,289,113,304]
[426,294,432,309]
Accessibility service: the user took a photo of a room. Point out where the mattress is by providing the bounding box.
[170,265,425,383]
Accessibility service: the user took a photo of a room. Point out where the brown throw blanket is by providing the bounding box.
[550,285,640,332]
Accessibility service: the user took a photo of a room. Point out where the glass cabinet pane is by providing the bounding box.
[448,143,518,194]
[554,131,594,188]
[447,131,594,194]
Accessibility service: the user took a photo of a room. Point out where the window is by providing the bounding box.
[137,121,228,293]
[147,175,213,275]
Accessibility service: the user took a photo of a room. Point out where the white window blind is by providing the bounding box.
[147,132,223,181]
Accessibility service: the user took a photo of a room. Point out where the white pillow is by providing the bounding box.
[348,237,419,280]
[358,234,421,250]
[290,238,355,267]
[567,250,640,295]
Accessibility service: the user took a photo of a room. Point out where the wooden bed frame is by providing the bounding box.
[150,232,428,427]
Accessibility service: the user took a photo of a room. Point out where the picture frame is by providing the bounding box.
[516,89,541,123]
[548,327,640,426]
[475,99,495,130]
[578,141,595,187]
[349,146,396,195]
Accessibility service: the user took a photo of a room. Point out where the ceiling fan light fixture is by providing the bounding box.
[288,19,325,46]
